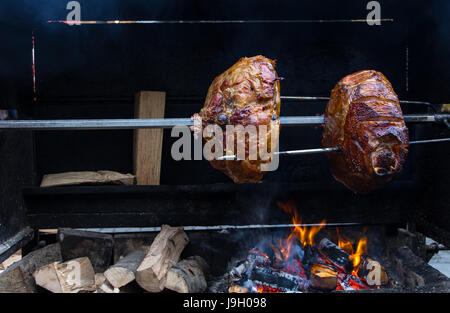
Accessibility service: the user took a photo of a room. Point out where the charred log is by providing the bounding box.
[318,238,353,273]
[310,263,338,291]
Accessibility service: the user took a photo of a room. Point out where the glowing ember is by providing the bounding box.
[229,201,379,293]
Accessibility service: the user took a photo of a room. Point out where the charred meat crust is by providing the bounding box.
[322,70,409,193]
[198,55,281,184]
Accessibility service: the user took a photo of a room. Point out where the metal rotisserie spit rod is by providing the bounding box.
[217,137,450,160]
[0,114,448,130]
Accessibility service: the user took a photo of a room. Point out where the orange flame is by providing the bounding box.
[277,201,326,249]
[336,228,367,275]
[350,237,367,271]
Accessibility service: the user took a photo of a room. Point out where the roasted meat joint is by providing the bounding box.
[322,70,410,193]
[195,55,281,183]
[0,0,450,300]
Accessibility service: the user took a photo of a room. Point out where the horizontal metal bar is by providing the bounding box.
[216,138,450,160]
[0,114,448,130]
[281,96,437,106]
[0,118,194,130]
[74,222,361,234]
[48,19,394,25]
[410,137,450,144]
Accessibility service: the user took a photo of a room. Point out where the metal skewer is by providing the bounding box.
[216,138,450,161]
[0,114,448,130]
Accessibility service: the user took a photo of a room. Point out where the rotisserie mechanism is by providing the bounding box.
[322,70,409,193]
[195,55,281,183]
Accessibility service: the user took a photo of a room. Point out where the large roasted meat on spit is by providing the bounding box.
[322,70,409,193]
[194,55,281,183]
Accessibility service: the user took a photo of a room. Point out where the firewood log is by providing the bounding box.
[94,273,106,288]
[40,170,135,187]
[0,243,61,293]
[165,256,208,293]
[135,225,189,292]
[310,263,338,290]
[357,255,389,286]
[318,238,353,273]
[33,257,95,293]
[251,266,309,292]
[104,250,146,288]
[94,275,120,293]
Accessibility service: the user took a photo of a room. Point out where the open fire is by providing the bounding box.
[228,202,388,293]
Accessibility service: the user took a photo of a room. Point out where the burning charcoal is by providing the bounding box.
[347,275,370,290]
[357,256,389,286]
[269,244,285,268]
[230,261,249,281]
[310,263,338,291]
[228,285,248,293]
[318,238,353,273]
[337,273,369,291]
[247,249,271,266]
[251,265,309,292]
[301,245,319,277]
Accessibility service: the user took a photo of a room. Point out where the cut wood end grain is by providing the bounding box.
[104,250,146,288]
[33,257,96,293]
[165,256,208,293]
[310,263,338,290]
[135,225,189,292]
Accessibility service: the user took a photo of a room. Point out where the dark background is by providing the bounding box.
[0,1,449,240]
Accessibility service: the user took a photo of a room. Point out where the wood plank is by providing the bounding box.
[40,171,135,187]
[0,243,61,293]
[133,91,166,185]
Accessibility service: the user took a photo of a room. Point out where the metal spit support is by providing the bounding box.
[0,114,448,130]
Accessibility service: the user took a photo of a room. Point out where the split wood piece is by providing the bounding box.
[57,228,114,273]
[189,255,210,279]
[104,250,146,288]
[251,266,309,292]
[136,225,189,292]
[134,91,166,185]
[0,243,61,293]
[228,285,249,293]
[393,246,449,287]
[1,249,22,271]
[93,274,120,293]
[318,238,354,273]
[40,170,135,187]
[357,255,389,286]
[165,256,208,293]
[33,257,95,293]
[94,273,106,288]
[310,263,338,290]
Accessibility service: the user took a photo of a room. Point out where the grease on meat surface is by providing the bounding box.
[196,55,281,183]
[322,70,409,193]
